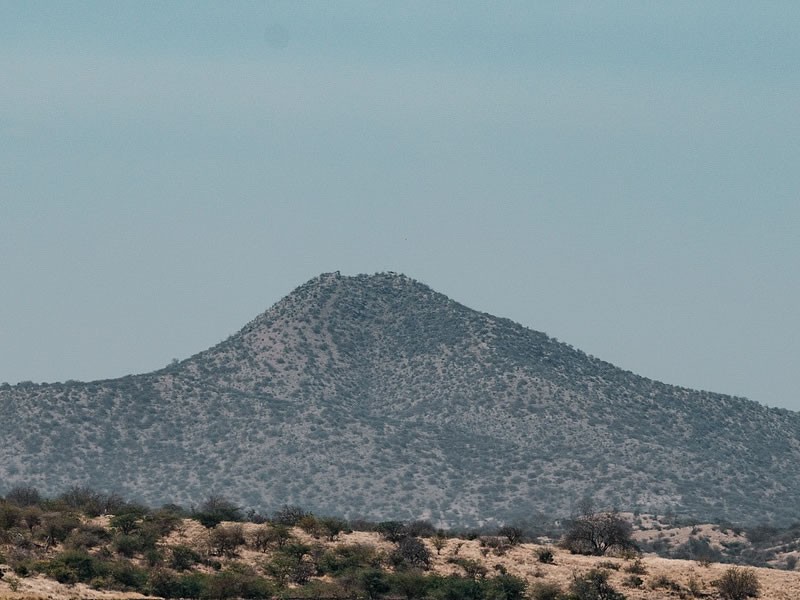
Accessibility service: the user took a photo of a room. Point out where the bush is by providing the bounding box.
[192,499,241,528]
[405,520,437,538]
[0,503,22,530]
[716,567,760,600]
[624,558,646,574]
[44,550,102,584]
[110,512,140,535]
[250,523,292,551]
[391,536,431,570]
[376,520,407,542]
[208,524,245,558]
[5,486,41,507]
[622,575,643,588]
[389,570,430,599]
[537,548,555,564]
[272,504,309,526]
[171,545,201,571]
[318,516,350,541]
[64,524,111,549]
[530,581,563,600]
[317,543,381,576]
[39,512,81,549]
[487,574,527,600]
[568,569,626,600]
[498,525,524,545]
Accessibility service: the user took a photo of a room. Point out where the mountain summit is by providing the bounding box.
[2,272,799,525]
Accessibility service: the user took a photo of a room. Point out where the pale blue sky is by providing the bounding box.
[1,2,798,410]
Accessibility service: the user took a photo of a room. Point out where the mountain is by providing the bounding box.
[1,272,799,526]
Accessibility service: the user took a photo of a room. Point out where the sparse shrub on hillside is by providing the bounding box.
[537,547,555,564]
[405,519,437,538]
[317,543,382,576]
[488,574,528,600]
[208,524,246,557]
[377,520,407,542]
[432,534,447,555]
[192,494,242,528]
[530,581,563,600]
[39,512,81,549]
[498,525,524,545]
[298,514,320,535]
[249,524,274,552]
[388,569,430,599]
[170,545,201,571]
[203,566,275,600]
[359,568,391,600]
[5,486,41,507]
[110,512,140,534]
[448,557,488,580]
[63,523,111,549]
[0,502,22,530]
[56,486,125,517]
[622,575,643,588]
[391,536,431,570]
[318,516,350,541]
[716,567,761,600]
[272,504,309,526]
[649,574,682,592]
[567,568,626,600]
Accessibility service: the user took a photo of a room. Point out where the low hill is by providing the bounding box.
[1,272,799,525]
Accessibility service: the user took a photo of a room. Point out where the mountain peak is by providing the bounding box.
[1,273,799,526]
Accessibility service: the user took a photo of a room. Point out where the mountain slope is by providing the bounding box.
[1,272,798,526]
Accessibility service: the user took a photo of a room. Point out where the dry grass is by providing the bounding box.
[2,520,799,599]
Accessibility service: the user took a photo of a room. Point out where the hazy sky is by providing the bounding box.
[2,2,798,411]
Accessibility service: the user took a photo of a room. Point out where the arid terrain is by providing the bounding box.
[2,273,800,526]
[1,500,799,600]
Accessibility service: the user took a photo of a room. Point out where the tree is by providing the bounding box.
[562,511,635,556]
[208,524,246,558]
[5,486,41,507]
[318,516,349,541]
[110,513,140,535]
[498,525,524,546]
[391,536,432,570]
[376,520,407,542]
[193,495,241,528]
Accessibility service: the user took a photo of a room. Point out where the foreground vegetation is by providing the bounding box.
[0,486,797,599]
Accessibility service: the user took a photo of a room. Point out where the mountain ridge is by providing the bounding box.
[1,272,798,526]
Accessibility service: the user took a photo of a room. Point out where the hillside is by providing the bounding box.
[1,272,799,525]
[1,497,799,600]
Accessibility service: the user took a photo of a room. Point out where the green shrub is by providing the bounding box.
[391,536,431,570]
[622,575,643,588]
[530,581,563,600]
[64,524,111,549]
[317,543,381,575]
[486,574,527,600]
[428,575,485,600]
[171,545,201,571]
[537,548,555,564]
[716,567,760,600]
[208,524,245,558]
[110,513,140,534]
[44,550,103,584]
[568,568,626,600]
